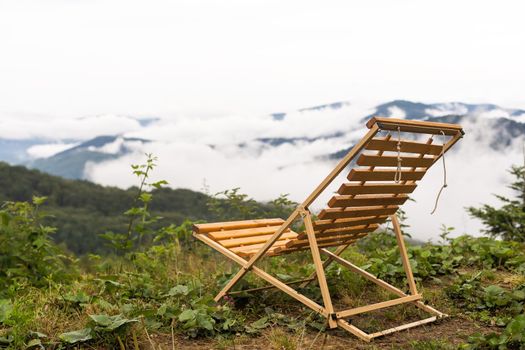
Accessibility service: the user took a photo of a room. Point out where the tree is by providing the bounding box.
[468,165,525,242]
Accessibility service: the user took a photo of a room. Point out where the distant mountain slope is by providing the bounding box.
[0,139,42,164]
[28,135,149,179]
[364,99,525,121]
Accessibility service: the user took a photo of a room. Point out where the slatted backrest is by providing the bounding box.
[284,117,464,251]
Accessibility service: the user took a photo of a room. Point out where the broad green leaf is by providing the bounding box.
[89,314,137,331]
[484,285,504,295]
[32,196,47,206]
[0,299,13,323]
[276,273,293,281]
[150,180,168,189]
[26,338,42,348]
[196,314,214,330]
[178,309,196,322]
[59,328,93,344]
[89,314,112,327]
[222,318,237,330]
[506,314,525,340]
[64,291,90,304]
[28,331,47,339]
[250,316,269,329]
[0,335,13,344]
[167,285,189,296]
[139,193,152,203]
[512,289,525,301]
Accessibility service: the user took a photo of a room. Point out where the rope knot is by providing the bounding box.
[395,126,402,183]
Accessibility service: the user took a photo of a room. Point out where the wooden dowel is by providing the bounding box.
[336,294,421,318]
[226,277,315,295]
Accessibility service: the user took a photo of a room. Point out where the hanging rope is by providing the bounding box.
[430,130,447,214]
[394,127,402,183]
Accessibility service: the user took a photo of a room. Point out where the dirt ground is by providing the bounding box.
[156,315,494,350]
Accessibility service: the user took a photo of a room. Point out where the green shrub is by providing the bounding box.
[0,196,76,297]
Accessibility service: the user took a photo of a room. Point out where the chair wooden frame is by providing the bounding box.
[193,117,464,341]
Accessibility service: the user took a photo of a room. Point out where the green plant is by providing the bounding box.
[463,314,525,349]
[100,154,168,254]
[206,187,260,221]
[468,165,525,242]
[0,196,76,296]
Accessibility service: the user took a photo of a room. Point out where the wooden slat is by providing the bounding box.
[313,224,378,238]
[356,154,434,168]
[313,215,388,231]
[286,233,369,249]
[318,205,398,220]
[193,218,284,233]
[367,117,464,136]
[220,232,298,248]
[275,234,372,254]
[229,240,288,256]
[338,183,417,195]
[298,224,378,239]
[328,194,409,208]
[209,226,291,240]
[365,138,443,156]
[348,169,425,182]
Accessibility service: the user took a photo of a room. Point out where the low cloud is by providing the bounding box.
[26,142,79,158]
[0,114,143,141]
[82,105,523,242]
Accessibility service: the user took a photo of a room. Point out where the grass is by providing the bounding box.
[1,193,524,349]
[3,240,520,349]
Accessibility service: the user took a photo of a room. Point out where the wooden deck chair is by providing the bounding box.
[193,117,464,341]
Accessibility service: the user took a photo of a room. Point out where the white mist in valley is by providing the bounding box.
[81,103,524,242]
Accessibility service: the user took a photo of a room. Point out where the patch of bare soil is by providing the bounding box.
[160,315,495,350]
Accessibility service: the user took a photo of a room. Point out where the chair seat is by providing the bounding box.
[193,216,381,257]
[193,218,299,257]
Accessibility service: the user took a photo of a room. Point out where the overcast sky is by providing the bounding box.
[1,0,524,120]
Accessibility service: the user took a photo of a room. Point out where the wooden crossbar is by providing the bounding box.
[367,117,464,135]
[368,316,439,339]
[336,294,422,318]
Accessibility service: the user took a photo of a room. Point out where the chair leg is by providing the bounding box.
[390,214,418,295]
[303,210,338,329]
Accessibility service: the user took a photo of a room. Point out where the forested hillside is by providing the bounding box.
[0,162,278,255]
